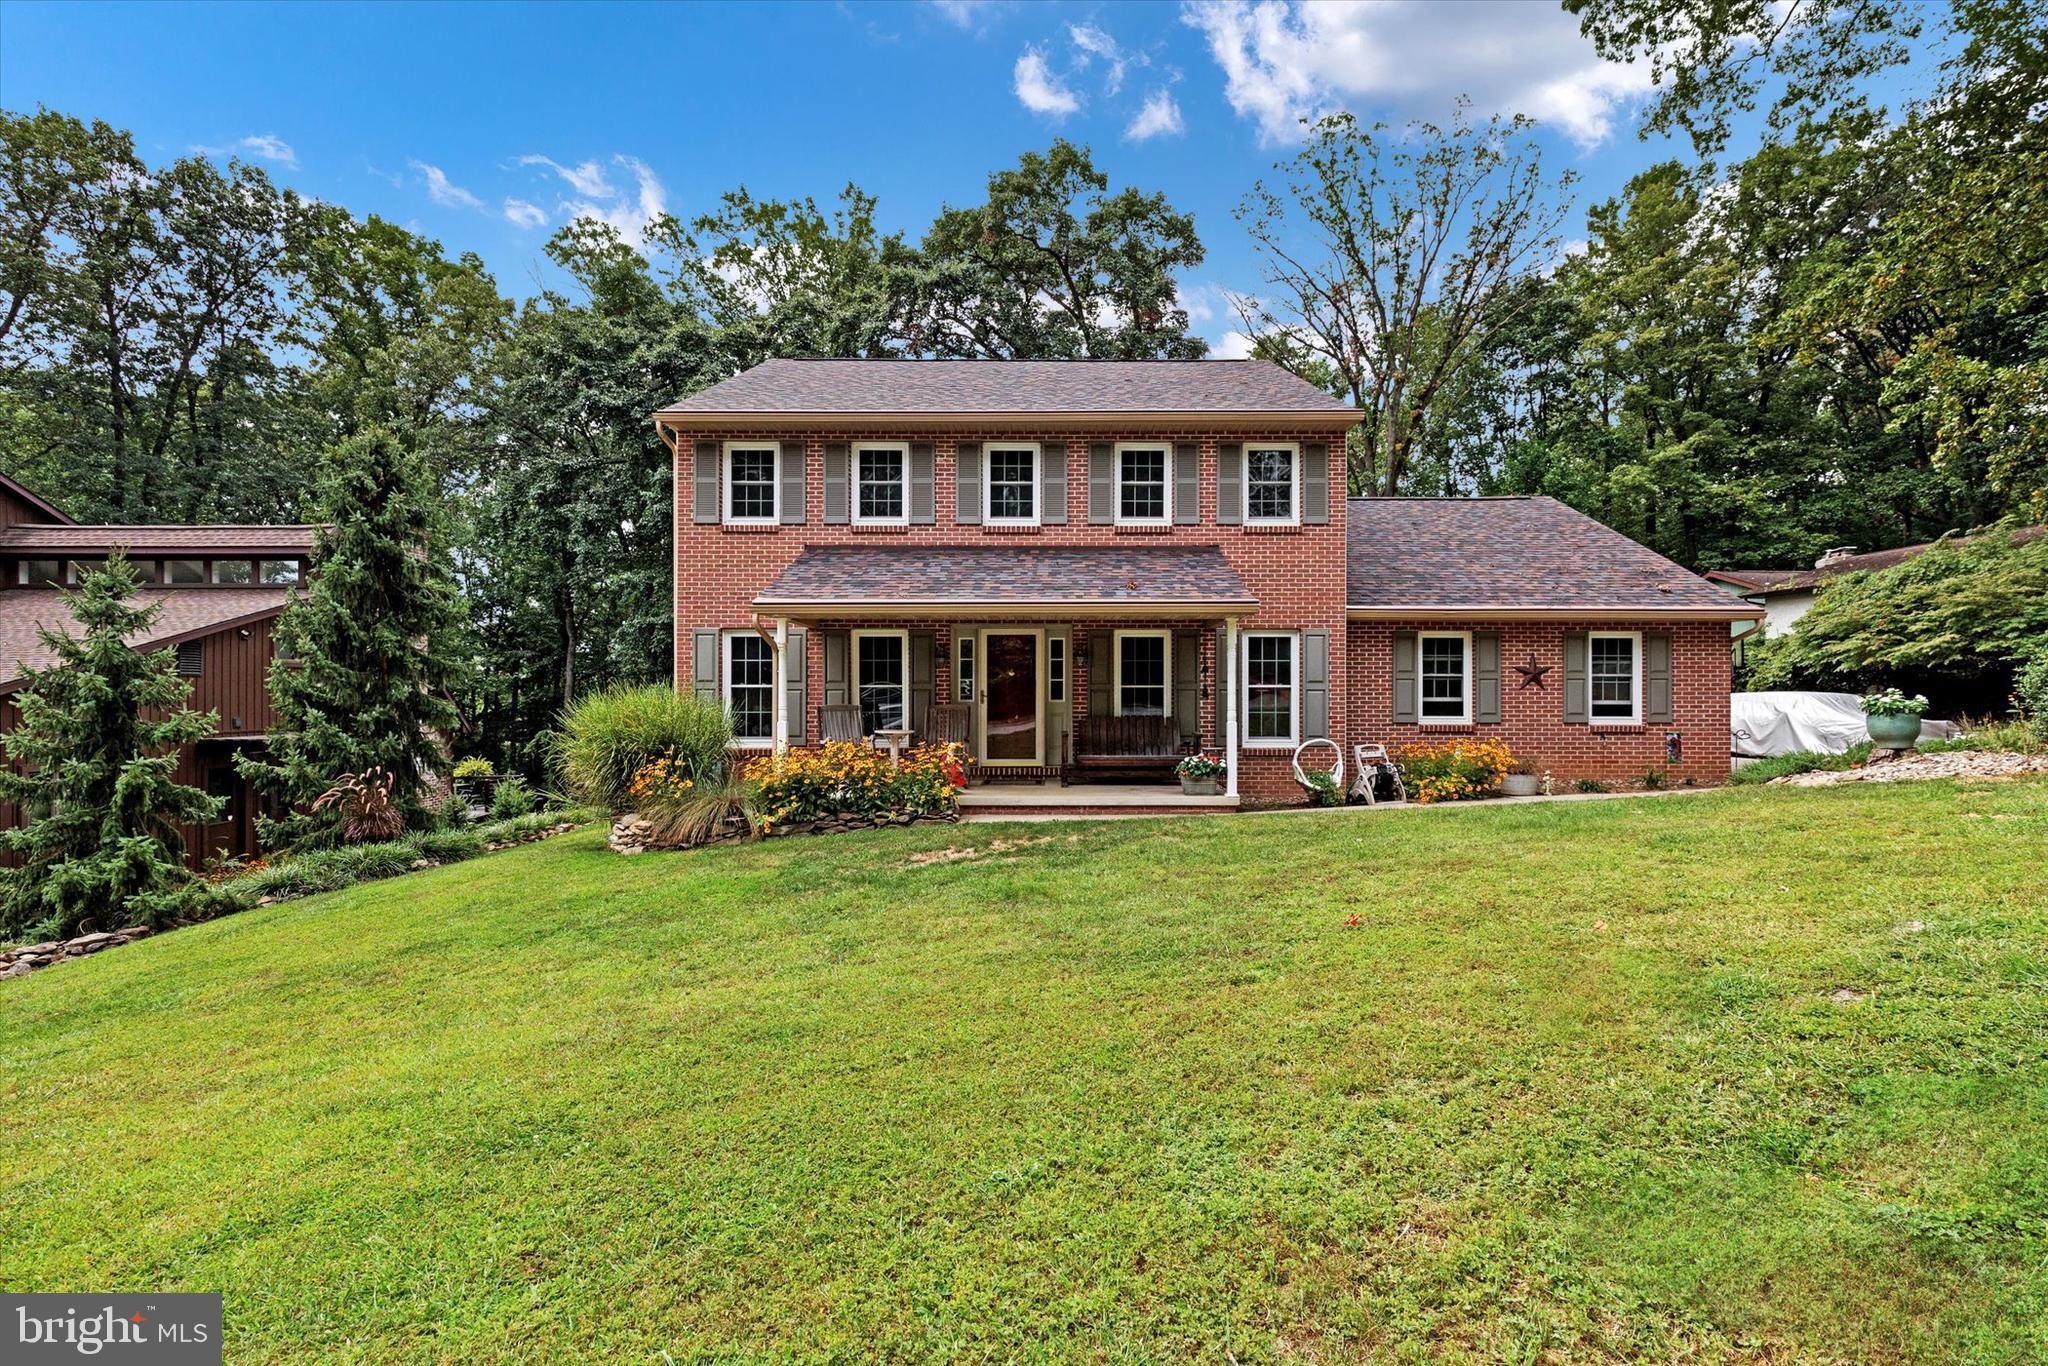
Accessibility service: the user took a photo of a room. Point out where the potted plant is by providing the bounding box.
[452,755,497,805]
[1861,687,1929,749]
[1500,760,1541,798]
[1175,752,1227,796]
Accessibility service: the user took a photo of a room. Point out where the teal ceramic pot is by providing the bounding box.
[1865,712,1921,748]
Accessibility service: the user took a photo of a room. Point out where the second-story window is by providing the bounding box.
[855,442,908,525]
[1116,444,1170,525]
[725,444,779,523]
[259,560,302,585]
[163,559,206,585]
[213,559,255,585]
[986,444,1037,525]
[1246,444,1300,524]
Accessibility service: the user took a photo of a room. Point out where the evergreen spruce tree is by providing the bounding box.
[0,555,221,939]
[242,427,462,846]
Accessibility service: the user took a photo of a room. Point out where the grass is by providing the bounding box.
[4,779,2046,1361]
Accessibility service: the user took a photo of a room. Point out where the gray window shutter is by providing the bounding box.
[823,443,849,524]
[1174,442,1199,524]
[1088,631,1112,716]
[823,632,849,706]
[779,441,805,524]
[692,628,719,700]
[910,630,936,734]
[1088,443,1113,524]
[1304,442,1329,525]
[1174,633,1200,741]
[1303,629,1330,739]
[910,442,935,524]
[956,441,982,525]
[1474,632,1502,724]
[1392,631,1418,724]
[1041,438,1067,524]
[1216,441,1243,525]
[1645,631,1674,724]
[693,442,720,524]
[1563,632,1589,724]
[784,627,807,744]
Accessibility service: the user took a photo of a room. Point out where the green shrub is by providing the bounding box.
[409,828,485,863]
[1642,769,1665,789]
[1574,778,1609,793]
[1728,742,1874,785]
[551,686,732,813]
[435,793,471,829]
[1302,770,1343,807]
[452,756,496,780]
[2017,641,2048,744]
[1918,720,2045,755]
[491,775,537,820]
[474,808,594,845]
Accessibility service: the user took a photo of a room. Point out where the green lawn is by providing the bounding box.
[4,781,2046,1362]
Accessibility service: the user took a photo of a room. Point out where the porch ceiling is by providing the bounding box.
[753,545,1258,620]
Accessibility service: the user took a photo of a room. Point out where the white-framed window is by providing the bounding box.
[723,442,779,524]
[956,635,976,702]
[854,441,909,525]
[724,631,775,745]
[212,559,255,585]
[1113,630,1170,716]
[1419,630,1471,723]
[1047,635,1066,703]
[1114,443,1171,525]
[852,628,910,734]
[1244,632,1299,745]
[985,443,1038,525]
[17,559,61,587]
[1244,443,1300,525]
[162,559,206,585]
[1589,630,1642,724]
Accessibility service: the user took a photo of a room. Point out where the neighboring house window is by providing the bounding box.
[853,629,909,733]
[163,559,206,584]
[1589,631,1641,724]
[724,631,774,745]
[957,636,975,702]
[1115,444,1170,524]
[724,443,779,523]
[17,559,61,587]
[1047,636,1066,703]
[1245,444,1300,524]
[259,559,301,585]
[854,442,909,525]
[1419,631,1471,723]
[986,444,1038,525]
[1244,632,1299,744]
[213,559,255,585]
[176,641,204,676]
[1113,630,1170,716]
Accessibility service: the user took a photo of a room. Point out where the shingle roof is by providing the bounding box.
[660,359,1357,420]
[755,545,1257,615]
[1706,525,2046,594]
[1347,497,1757,617]
[0,524,318,554]
[0,588,288,689]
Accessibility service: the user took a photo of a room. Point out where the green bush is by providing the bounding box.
[491,775,536,820]
[1302,770,1343,807]
[1574,778,1608,793]
[1728,743,1874,785]
[1919,720,2044,755]
[452,756,496,780]
[230,812,594,903]
[551,686,733,813]
[435,793,471,829]
[2017,641,2048,744]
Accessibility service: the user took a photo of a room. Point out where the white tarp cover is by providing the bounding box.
[1731,691,1960,757]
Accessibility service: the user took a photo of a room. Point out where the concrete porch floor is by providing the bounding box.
[957,782,1239,820]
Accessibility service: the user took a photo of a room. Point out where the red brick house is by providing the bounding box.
[657,360,1759,810]
[0,472,316,862]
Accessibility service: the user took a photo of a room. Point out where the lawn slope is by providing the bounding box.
[4,781,2046,1362]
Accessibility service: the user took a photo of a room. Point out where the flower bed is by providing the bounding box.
[1391,738,1516,803]
[750,742,963,829]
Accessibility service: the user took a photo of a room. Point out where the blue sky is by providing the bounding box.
[0,0,1934,355]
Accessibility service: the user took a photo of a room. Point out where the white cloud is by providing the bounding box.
[1126,88,1186,141]
[1212,329,1258,360]
[561,154,669,246]
[503,197,549,230]
[1014,45,1081,118]
[1069,22,1134,95]
[1180,0,1652,148]
[518,154,615,199]
[409,160,484,210]
[191,134,300,168]
[929,0,996,30]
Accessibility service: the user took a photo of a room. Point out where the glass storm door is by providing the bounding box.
[983,632,1040,764]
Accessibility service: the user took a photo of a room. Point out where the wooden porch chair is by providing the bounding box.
[922,702,970,752]
[818,704,867,745]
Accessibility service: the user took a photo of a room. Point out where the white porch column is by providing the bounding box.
[1223,615,1240,799]
[770,617,789,765]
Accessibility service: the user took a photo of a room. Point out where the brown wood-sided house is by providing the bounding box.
[657,360,1764,813]
[0,472,316,865]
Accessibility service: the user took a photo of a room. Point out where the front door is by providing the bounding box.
[983,631,1041,764]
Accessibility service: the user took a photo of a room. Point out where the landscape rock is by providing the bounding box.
[1772,749,2048,787]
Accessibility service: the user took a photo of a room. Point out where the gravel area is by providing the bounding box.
[1772,749,2048,786]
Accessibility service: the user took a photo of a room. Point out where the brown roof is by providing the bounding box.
[0,524,319,554]
[0,587,287,689]
[1347,497,1757,618]
[1705,525,2047,594]
[754,545,1257,617]
[659,359,1357,423]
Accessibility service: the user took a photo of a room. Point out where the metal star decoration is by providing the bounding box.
[1515,655,1553,690]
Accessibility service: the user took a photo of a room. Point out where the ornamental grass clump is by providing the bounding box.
[1392,738,1515,803]
[552,685,732,813]
[749,742,964,827]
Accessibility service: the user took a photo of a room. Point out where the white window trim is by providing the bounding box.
[1242,631,1300,747]
[851,628,911,733]
[722,630,776,749]
[1113,441,1172,527]
[1418,629,1473,725]
[852,440,911,527]
[1243,442,1301,526]
[1588,629,1644,726]
[1047,634,1067,703]
[983,442,1040,527]
[1111,628,1173,718]
[955,632,976,703]
[722,440,781,526]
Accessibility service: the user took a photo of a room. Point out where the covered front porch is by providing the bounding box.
[959,781,1239,817]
